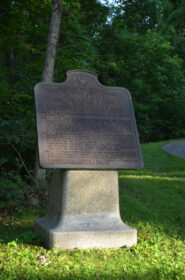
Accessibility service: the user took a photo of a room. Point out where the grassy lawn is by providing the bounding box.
[0,140,185,280]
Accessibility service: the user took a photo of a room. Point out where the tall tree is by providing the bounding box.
[34,0,63,183]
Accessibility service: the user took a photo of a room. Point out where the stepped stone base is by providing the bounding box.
[35,170,137,249]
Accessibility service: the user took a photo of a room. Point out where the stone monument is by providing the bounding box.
[34,70,143,249]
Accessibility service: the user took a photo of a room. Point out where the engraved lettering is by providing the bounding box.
[34,71,143,169]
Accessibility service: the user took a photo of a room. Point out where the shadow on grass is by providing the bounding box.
[117,140,185,240]
[0,141,184,246]
[119,172,185,240]
[0,220,43,246]
[0,172,184,246]
[0,207,45,246]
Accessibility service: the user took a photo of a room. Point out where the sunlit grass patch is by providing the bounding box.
[120,174,185,182]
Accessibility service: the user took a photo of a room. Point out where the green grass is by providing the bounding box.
[0,139,185,280]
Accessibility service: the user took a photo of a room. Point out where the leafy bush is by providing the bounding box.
[0,173,28,211]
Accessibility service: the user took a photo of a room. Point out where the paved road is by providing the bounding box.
[162,140,185,159]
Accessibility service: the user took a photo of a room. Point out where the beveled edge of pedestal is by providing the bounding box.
[34,216,137,249]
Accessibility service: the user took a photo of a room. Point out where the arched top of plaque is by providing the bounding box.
[67,69,99,77]
[34,70,143,169]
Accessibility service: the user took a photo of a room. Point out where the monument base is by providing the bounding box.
[35,170,137,249]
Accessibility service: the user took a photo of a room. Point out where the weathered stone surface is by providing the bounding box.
[34,70,143,169]
[35,170,137,249]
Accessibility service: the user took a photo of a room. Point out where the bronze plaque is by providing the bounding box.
[34,70,143,169]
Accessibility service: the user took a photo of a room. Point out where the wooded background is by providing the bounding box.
[0,0,185,207]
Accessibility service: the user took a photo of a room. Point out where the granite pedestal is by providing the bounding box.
[35,170,137,249]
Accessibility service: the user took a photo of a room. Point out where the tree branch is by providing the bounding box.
[1,141,39,186]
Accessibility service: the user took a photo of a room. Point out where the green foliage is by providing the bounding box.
[15,230,41,244]
[0,140,184,279]
[0,172,28,210]
[96,18,185,141]
[0,0,185,209]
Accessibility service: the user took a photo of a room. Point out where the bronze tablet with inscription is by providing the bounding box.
[34,70,143,169]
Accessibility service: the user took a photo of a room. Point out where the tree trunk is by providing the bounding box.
[33,0,63,184]
[42,0,63,82]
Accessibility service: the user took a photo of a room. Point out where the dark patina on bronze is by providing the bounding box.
[34,70,143,169]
